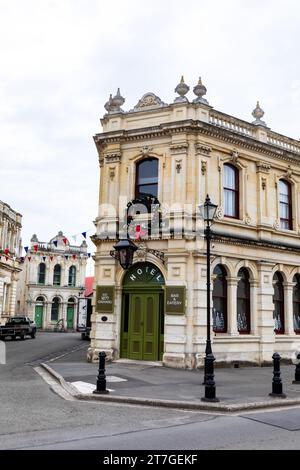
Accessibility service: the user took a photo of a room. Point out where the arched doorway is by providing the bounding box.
[121,262,165,361]
[35,296,45,328]
[67,297,76,329]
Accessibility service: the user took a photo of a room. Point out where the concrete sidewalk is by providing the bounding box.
[40,351,300,412]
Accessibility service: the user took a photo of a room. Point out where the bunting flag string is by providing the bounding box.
[24,246,29,253]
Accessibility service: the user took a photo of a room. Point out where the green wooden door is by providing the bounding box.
[35,305,43,329]
[122,292,161,361]
[67,306,74,329]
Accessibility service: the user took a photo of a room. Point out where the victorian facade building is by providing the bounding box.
[17,231,88,330]
[89,78,300,368]
[0,200,22,323]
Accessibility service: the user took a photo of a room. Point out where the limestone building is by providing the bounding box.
[0,200,22,323]
[90,79,300,367]
[17,231,88,330]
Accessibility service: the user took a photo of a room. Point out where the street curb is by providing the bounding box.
[40,363,300,413]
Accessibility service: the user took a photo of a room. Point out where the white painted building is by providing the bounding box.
[0,200,22,323]
[17,231,88,330]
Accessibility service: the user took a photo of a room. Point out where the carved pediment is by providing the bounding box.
[133,93,168,111]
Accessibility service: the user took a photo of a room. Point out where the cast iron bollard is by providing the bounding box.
[292,353,300,384]
[93,351,109,394]
[201,353,219,402]
[269,352,286,398]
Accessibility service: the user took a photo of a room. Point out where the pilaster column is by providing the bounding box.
[250,280,259,335]
[257,261,276,363]
[283,282,296,336]
[226,277,239,335]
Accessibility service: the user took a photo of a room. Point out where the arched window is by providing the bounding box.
[237,268,251,334]
[53,264,61,286]
[293,274,300,334]
[37,263,46,284]
[212,265,227,333]
[68,266,76,287]
[279,180,292,230]
[273,272,285,334]
[224,164,239,218]
[36,296,45,303]
[51,297,60,322]
[135,158,158,200]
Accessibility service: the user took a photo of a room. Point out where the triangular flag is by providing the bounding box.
[24,246,29,253]
[42,256,46,262]
[72,254,76,260]
[53,240,58,247]
[50,256,54,261]
[88,253,91,258]
[20,257,24,263]
[5,256,8,261]
[63,237,68,245]
[65,255,69,260]
[33,244,38,252]
[82,232,87,239]
[28,256,31,262]
[4,248,9,255]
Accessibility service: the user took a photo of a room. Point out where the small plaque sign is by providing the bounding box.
[96,286,114,313]
[165,286,186,315]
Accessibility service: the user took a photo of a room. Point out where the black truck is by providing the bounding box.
[0,316,37,340]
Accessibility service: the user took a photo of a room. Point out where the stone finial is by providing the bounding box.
[30,234,38,242]
[174,76,189,103]
[104,89,125,113]
[104,94,113,113]
[252,101,267,127]
[193,77,208,105]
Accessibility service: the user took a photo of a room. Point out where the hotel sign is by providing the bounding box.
[96,286,115,313]
[165,286,186,315]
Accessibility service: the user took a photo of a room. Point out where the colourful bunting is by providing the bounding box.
[72,254,76,260]
[33,244,38,252]
[53,241,58,247]
[63,237,68,245]
[82,232,87,239]
[42,256,46,262]
[88,253,91,258]
[5,256,8,261]
[27,256,31,262]
[24,246,29,253]
[50,256,53,261]
[4,248,9,255]
[65,255,69,260]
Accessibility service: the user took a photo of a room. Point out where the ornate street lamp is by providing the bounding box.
[111,239,138,270]
[199,194,219,402]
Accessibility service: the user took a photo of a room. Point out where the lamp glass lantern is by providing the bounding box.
[113,239,138,270]
[199,195,218,225]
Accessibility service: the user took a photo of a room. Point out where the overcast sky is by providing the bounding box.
[1,0,299,274]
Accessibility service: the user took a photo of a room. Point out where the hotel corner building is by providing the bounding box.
[0,200,22,323]
[89,78,300,368]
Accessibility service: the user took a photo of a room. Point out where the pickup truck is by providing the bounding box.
[0,316,37,340]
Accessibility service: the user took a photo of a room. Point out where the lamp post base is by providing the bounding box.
[201,397,220,403]
[93,389,110,395]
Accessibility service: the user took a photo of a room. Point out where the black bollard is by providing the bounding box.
[269,352,286,398]
[201,353,219,402]
[292,353,300,384]
[93,351,109,394]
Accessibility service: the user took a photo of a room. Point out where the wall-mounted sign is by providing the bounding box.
[96,286,114,313]
[165,286,186,315]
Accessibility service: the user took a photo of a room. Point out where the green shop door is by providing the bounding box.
[35,305,43,329]
[67,306,74,329]
[121,262,165,361]
[129,293,159,361]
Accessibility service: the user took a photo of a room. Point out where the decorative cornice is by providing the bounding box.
[170,143,189,154]
[195,143,212,156]
[256,161,271,173]
[94,120,300,165]
[105,153,121,164]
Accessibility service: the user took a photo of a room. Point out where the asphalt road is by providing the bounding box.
[0,332,300,451]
